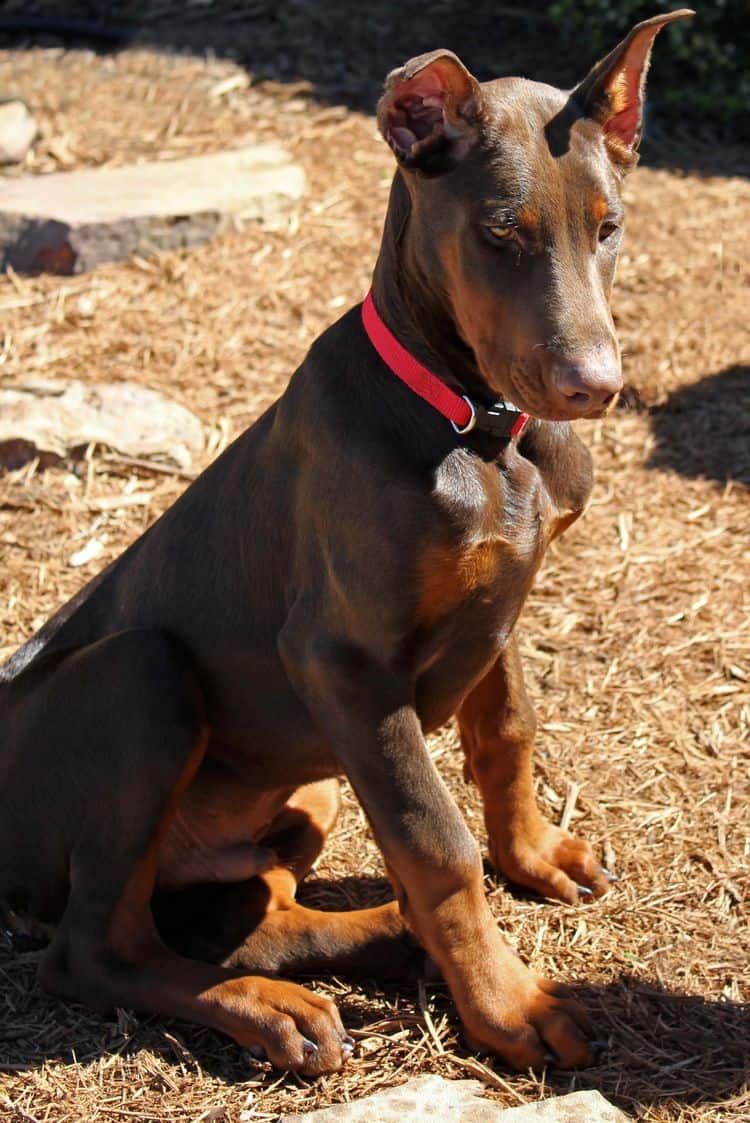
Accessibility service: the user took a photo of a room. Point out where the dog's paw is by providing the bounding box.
[461,962,596,1070]
[489,819,612,905]
[229,978,353,1076]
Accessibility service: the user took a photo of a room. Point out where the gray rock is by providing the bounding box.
[0,145,305,273]
[279,1076,631,1123]
[0,378,204,471]
[499,1090,631,1122]
[279,1076,495,1122]
[0,99,37,165]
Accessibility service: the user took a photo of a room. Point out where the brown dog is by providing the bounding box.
[0,10,692,1076]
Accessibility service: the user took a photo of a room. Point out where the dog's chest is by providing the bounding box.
[410,444,579,727]
[412,445,581,721]
[418,448,559,627]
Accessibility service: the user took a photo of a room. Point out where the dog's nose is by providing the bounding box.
[550,354,623,416]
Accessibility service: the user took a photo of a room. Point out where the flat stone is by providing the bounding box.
[499,1091,631,1122]
[279,1076,495,1122]
[0,378,204,471]
[0,100,37,164]
[278,1077,631,1123]
[0,145,305,273]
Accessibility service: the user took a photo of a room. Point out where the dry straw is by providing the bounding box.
[1,29,748,1123]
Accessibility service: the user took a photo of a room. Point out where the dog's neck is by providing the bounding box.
[371,172,494,406]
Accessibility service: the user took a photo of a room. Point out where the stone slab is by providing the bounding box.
[0,378,204,471]
[499,1091,630,1122]
[279,1076,493,1123]
[0,145,305,273]
[278,1076,631,1123]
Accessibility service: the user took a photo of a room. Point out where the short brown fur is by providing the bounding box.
[0,9,692,1079]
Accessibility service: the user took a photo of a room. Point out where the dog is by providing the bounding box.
[0,9,692,1076]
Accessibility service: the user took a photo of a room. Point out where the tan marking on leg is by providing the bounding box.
[225,899,418,978]
[458,639,609,905]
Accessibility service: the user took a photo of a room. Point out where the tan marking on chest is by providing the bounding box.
[418,498,584,627]
[418,538,512,624]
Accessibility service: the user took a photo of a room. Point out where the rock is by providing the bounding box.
[0,145,305,273]
[499,1091,631,1122]
[0,99,37,165]
[0,378,204,471]
[278,1077,632,1123]
[279,1076,496,1122]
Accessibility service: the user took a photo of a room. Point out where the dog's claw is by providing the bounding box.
[577,885,594,897]
[591,1039,610,1050]
[302,1037,319,1057]
[603,868,620,883]
[543,1051,558,1066]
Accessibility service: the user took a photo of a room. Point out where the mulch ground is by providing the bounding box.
[0,18,748,1123]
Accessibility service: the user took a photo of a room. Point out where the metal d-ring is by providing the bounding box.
[450,396,477,434]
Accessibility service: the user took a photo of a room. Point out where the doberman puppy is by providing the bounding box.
[0,10,691,1076]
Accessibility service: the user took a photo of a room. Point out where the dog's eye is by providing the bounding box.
[487,225,514,241]
[482,222,523,252]
[598,221,620,242]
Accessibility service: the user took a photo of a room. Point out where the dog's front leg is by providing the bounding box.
[458,635,611,903]
[281,633,595,1070]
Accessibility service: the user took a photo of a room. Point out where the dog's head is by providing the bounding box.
[377,10,693,422]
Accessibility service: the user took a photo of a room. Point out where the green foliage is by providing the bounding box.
[548,1,750,139]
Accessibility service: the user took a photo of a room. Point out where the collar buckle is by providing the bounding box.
[471,399,529,440]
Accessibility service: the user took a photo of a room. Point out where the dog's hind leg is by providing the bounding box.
[163,880,418,979]
[36,630,209,1004]
[19,630,349,1074]
[156,779,421,978]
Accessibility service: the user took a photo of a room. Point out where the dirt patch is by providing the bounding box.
[1,32,748,1123]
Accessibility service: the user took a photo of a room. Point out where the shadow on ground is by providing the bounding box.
[1,2,748,177]
[646,366,750,489]
[2,907,748,1117]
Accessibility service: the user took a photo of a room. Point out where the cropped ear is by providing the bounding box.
[377,50,482,175]
[575,9,693,164]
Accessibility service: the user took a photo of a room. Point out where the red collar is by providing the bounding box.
[361,290,529,441]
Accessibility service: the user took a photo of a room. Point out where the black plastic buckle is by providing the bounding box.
[472,400,523,440]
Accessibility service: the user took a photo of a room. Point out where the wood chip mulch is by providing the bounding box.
[0,29,748,1123]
